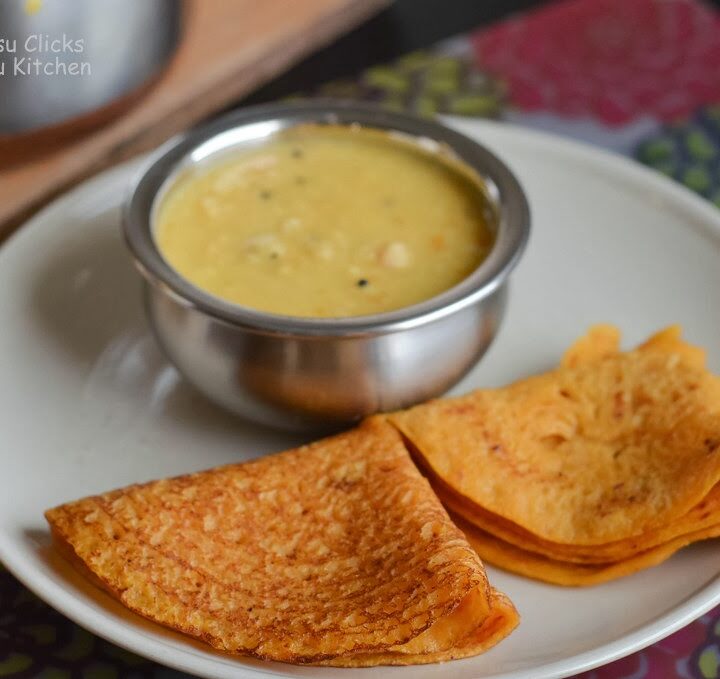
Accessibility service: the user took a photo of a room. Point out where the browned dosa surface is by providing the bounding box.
[46,418,517,665]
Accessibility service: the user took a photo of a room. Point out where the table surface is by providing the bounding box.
[3,0,720,677]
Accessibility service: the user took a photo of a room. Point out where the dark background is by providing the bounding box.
[246,0,553,103]
[247,0,720,104]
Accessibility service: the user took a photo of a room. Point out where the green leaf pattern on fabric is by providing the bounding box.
[635,106,720,205]
[308,49,506,119]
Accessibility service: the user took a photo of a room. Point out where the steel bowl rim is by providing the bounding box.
[123,100,530,338]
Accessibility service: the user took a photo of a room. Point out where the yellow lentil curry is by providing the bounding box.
[155,125,494,318]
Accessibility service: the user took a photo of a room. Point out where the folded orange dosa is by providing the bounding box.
[454,512,720,587]
[46,418,517,665]
[389,326,720,585]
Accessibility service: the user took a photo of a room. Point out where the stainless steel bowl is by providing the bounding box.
[0,0,180,134]
[124,102,530,431]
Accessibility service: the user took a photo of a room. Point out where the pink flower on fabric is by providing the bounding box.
[471,0,720,125]
[571,613,712,678]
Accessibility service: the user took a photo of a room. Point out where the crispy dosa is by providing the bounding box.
[322,589,518,666]
[438,478,720,565]
[46,418,516,665]
[454,512,720,587]
[389,326,720,546]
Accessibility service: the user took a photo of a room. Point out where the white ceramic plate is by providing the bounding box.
[2,118,720,679]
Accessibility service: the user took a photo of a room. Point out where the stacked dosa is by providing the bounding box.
[46,418,518,665]
[389,325,720,586]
